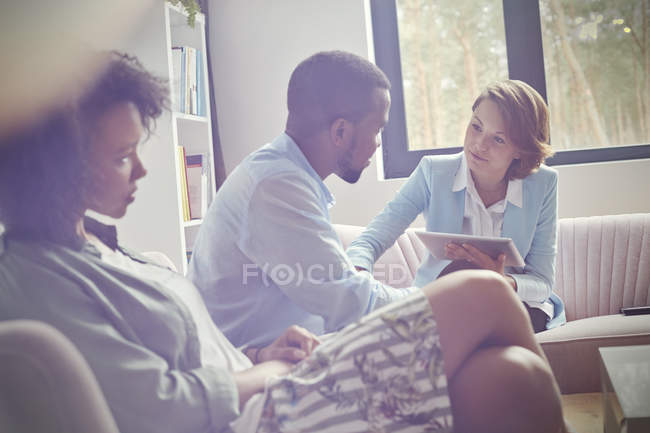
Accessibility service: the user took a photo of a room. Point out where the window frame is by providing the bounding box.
[371,0,650,179]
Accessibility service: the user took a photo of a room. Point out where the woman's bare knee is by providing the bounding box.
[420,269,542,378]
[421,269,529,334]
[449,346,563,433]
[423,269,517,307]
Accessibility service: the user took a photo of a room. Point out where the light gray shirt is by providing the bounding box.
[0,220,240,433]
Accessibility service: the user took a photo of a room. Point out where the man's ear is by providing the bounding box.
[329,118,352,149]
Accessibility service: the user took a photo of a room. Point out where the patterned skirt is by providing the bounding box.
[257,291,453,433]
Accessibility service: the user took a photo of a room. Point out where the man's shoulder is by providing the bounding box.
[235,140,308,184]
[215,146,306,200]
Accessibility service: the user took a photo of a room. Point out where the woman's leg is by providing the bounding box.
[525,303,551,333]
[422,270,565,433]
[438,260,549,333]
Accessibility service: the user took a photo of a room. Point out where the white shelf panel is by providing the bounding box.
[183,219,203,227]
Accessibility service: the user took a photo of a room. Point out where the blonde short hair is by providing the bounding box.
[472,80,554,179]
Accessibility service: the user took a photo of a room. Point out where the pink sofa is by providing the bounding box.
[335,213,650,394]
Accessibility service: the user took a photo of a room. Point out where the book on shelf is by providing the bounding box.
[185,153,209,219]
[196,50,203,116]
[176,146,191,221]
[171,48,184,113]
[171,46,204,116]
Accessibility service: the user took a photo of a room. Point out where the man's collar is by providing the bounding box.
[281,133,335,208]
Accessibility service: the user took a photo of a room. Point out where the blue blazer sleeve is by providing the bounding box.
[346,157,432,272]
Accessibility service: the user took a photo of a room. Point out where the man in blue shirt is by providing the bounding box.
[188,51,415,348]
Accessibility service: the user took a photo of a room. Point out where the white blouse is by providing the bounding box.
[452,154,553,318]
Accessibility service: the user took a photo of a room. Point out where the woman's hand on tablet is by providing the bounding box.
[445,242,505,273]
[445,243,517,290]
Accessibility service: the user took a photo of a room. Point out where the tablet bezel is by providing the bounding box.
[415,231,525,268]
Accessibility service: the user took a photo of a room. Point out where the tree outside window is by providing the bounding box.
[540,0,649,150]
[378,0,650,178]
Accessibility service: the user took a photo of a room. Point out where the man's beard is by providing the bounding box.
[336,137,364,184]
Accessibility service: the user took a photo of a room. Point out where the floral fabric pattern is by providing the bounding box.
[257,291,453,433]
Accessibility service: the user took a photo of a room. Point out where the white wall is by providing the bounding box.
[208,0,650,227]
[554,159,650,218]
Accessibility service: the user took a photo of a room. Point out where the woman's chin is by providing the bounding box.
[112,206,129,219]
[89,206,128,220]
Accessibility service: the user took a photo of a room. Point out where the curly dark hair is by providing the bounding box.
[79,51,168,137]
[0,51,168,247]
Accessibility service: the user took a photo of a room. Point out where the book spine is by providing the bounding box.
[185,153,206,219]
[188,47,197,115]
[171,47,183,112]
[177,146,191,221]
[184,47,191,114]
[196,49,203,117]
[180,47,187,113]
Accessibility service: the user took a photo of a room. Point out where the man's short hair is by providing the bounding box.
[286,50,390,138]
[472,80,554,180]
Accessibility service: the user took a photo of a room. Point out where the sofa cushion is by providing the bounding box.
[555,214,650,321]
[537,314,650,393]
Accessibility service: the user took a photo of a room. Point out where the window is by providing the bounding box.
[371,0,650,179]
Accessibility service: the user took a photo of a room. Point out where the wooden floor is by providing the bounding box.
[562,393,603,433]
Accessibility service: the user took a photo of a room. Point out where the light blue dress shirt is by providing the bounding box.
[346,153,566,329]
[188,133,415,348]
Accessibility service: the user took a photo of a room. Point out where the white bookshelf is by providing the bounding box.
[166,3,217,273]
[94,2,217,274]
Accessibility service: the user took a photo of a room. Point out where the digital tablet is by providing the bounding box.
[415,231,525,268]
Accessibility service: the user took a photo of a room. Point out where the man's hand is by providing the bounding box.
[258,325,321,364]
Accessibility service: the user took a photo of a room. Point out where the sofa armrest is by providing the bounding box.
[0,320,119,433]
[537,314,650,393]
